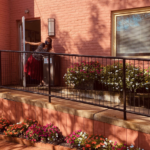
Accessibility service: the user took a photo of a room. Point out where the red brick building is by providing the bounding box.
[1,0,150,85]
[0,0,150,55]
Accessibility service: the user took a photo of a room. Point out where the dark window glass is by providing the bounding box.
[116,13,150,56]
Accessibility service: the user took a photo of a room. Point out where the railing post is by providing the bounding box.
[123,58,126,120]
[48,54,51,103]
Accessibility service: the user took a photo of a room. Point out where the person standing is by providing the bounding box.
[24,36,52,87]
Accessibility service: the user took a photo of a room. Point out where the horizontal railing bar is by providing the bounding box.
[0,86,49,97]
[126,110,150,117]
[50,94,124,111]
[1,50,150,61]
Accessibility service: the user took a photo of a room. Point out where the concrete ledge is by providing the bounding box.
[1,89,150,134]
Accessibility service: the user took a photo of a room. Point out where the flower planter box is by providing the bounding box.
[75,81,94,90]
[0,134,76,150]
[61,88,150,108]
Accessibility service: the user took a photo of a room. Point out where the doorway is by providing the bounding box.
[25,20,41,85]
[19,19,41,86]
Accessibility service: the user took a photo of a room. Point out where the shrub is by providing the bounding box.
[65,130,88,148]
[101,63,148,92]
[24,118,38,127]
[83,134,105,150]
[4,119,37,137]
[25,124,43,142]
[26,123,62,143]
[103,139,144,150]
[65,61,150,92]
[4,122,27,137]
[44,123,61,143]
[0,118,10,132]
[64,61,102,88]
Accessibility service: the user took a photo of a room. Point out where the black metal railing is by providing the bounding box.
[1,50,150,120]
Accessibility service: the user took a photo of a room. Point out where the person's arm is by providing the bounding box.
[25,41,42,46]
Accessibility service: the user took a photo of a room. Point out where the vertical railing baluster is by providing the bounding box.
[48,54,51,103]
[123,58,126,120]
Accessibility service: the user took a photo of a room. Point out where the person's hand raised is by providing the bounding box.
[25,41,28,44]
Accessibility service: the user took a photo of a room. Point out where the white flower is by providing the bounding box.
[53,138,55,141]
[78,138,82,141]
[52,136,54,138]
[78,144,80,146]
[79,141,81,143]
[47,137,49,140]
[115,70,118,72]
[109,140,112,143]
[130,145,134,148]
[80,132,83,135]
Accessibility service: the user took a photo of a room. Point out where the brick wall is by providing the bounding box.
[0,0,11,85]
[1,0,150,85]
[1,98,150,150]
[9,0,150,55]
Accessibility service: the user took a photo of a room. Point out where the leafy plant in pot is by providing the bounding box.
[100,62,149,93]
[64,61,103,90]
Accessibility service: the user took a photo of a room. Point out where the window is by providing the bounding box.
[112,8,150,57]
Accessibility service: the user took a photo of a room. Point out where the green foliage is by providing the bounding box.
[64,61,150,92]
[64,61,102,87]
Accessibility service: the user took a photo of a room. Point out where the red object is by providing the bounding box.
[24,55,43,81]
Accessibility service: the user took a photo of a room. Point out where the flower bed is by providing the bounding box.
[0,117,145,150]
[64,61,150,92]
[0,118,10,133]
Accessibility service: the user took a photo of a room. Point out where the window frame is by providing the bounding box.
[111,7,150,57]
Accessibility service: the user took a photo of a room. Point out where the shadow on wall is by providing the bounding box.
[41,2,109,85]
[2,96,150,150]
